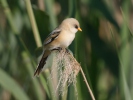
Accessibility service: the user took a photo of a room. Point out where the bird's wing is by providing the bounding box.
[43,28,61,45]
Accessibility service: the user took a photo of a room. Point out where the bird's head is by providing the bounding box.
[60,18,82,33]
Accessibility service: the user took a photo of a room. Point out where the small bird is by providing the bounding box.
[34,18,82,76]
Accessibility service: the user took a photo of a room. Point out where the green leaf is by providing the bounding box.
[0,68,30,100]
[68,0,76,18]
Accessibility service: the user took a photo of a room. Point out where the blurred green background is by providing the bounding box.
[0,0,133,100]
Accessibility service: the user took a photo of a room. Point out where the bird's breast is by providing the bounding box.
[57,32,75,48]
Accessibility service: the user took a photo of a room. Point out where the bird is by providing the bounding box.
[34,18,82,76]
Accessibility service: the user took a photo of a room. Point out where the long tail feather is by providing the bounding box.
[34,50,50,76]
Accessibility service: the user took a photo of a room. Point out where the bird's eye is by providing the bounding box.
[74,25,78,29]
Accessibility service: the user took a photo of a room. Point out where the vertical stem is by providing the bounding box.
[68,0,76,18]
[80,67,95,100]
[44,0,57,29]
[1,0,19,34]
[25,0,42,47]
[119,1,132,99]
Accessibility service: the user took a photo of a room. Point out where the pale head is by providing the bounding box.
[60,18,82,33]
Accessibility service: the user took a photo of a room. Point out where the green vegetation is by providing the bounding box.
[0,0,132,100]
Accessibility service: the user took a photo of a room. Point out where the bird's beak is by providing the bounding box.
[78,27,82,31]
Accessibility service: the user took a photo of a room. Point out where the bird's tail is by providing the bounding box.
[34,50,51,76]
